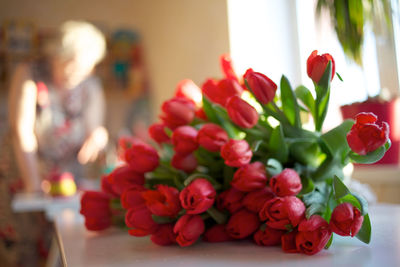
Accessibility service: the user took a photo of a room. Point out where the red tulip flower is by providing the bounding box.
[220,53,239,82]
[253,226,285,246]
[269,168,302,197]
[125,208,159,237]
[216,187,245,213]
[259,196,305,230]
[171,152,198,172]
[141,185,181,217]
[243,187,275,213]
[202,78,243,107]
[150,223,177,246]
[107,165,145,196]
[174,79,202,106]
[203,224,233,243]
[160,97,196,129]
[80,191,112,231]
[296,215,332,255]
[197,123,229,152]
[100,175,119,198]
[231,161,267,192]
[120,185,146,211]
[174,215,205,247]
[172,126,199,154]
[195,107,208,121]
[307,50,335,83]
[329,203,364,237]
[149,123,170,144]
[226,96,259,128]
[125,142,159,173]
[244,68,277,104]
[179,178,216,214]
[226,209,260,239]
[221,139,253,167]
[281,230,298,253]
[346,112,389,155]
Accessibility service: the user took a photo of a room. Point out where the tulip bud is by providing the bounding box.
[160,97,196,129]
[80,191,112,231]
[307,50,335,83]
[281,230,298,253]
[174,79,202,106]
[231,162,267,192]
[180,178,216,214]
[221,139,252,167]
[125,142,159,173]
[243,187,275,213]
[172,126,199,154]
[141,185,181,217]
[174,215,205,247]
[203,224,233,243]
[220,54,239,82]
[202,78,243,106]
[254,226,285,246]
[126,207,159,237]
[244,68,277,104]
[107,165,145,195]
[269,168,302,197]
[346,112,389,155]
[150,223,177,246]
[259,196,305,230]
[226,209,260,239]
[296,215,332,255]
[197,123,229,152]
[149,123,170,144]
[226,95,259,128]
[216,187,245,213]
[121,185,146,210]
[329,203,364,237]
[171,152,198,173]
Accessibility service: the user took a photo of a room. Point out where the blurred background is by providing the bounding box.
[0,0,399,204]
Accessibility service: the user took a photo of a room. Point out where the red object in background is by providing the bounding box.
[340,98,400,165]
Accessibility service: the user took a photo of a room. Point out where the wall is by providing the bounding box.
[0,0,230,122]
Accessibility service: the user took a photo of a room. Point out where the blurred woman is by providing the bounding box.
[8,20,108,192]
[0,21,108,266]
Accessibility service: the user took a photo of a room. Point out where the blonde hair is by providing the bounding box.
[45,21,106,66]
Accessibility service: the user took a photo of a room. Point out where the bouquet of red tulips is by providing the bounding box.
[80,51,391,255]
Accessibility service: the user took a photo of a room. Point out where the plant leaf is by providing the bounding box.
[356,213,371,244]
[269,125,289,163]
[202,96,220,124]
[295,85,315,115]
[324,235,333,249]
[349,140,391,164]
[320,119,354,158]
[265,158,283,176]
[333,175,350,200]
[299,176,315,195]
[280,75,301,128]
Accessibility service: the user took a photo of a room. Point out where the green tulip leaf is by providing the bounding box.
[299,176,315,195]
[333,175,350,200]
[269,125,289,163]
[320,119,354,158]
[356,213,371,244]
[280,75,301,128]
[295,85,315,115]
[265,158,283,176]
[324,235,333,249]
[349,140,391,164]
[152,215,176,224]
[202,96,220,124]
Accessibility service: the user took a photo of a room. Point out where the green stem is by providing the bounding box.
[206,206,228,224]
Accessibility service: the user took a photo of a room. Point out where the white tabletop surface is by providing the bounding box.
[55,203,400,267]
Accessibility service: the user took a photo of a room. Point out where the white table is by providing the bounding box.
[54,204,400,267]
